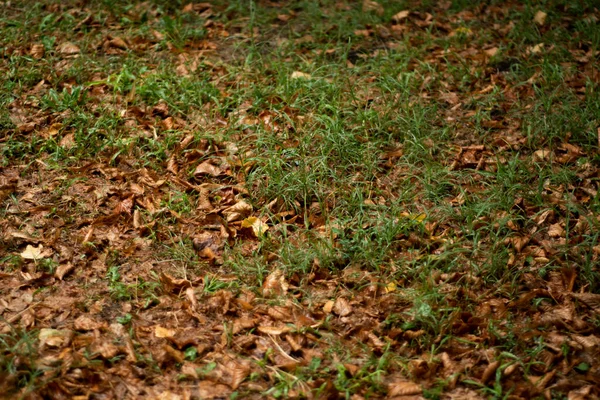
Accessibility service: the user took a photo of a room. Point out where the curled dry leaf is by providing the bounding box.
[262,269,288,297]
[388,381,422,397]
[30,44,45,59]
[109,36,128,50]
[392,10,410,22]
[55,262,75,280]
[333,297,352,316]
[58,42,80,55]
[194,161,222,177]
[257,325,291,335]
[223,200,253,223]
[481,360,500,384]
[571,293,600,314]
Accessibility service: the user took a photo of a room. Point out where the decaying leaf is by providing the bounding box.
[39,328,72,348]
[392,10,410,22]
[223,200,253,223]
[194,161,222,177]
[362,0,384,16]
[30,44,45,59]
[333,297,352,316]
[58,42,80,55]
[388,381,422,397]
[257,325,291,335]
[155,326,177,338]
[263,269,288,297]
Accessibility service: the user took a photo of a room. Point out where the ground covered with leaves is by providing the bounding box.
[1,0,600,398]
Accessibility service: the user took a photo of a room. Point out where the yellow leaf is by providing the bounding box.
[241,216,269,237]
[385,282,397,293]
[400,212,427,223]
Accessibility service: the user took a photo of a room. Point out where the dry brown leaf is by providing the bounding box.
[392,10,410,22]
[74,315,104,331]
[481,360,500,384]
[109,37,128,50]
[223,200,253,223]
[388,381,422,397]
[59,133,76,149]
[194,161,222,177]
[362,0,384,16]
[333,297,352,316]
[155,326,177,338]
[55,263,75,280]
[548,223,564,238]
[323,300,334,313]
[262,269,288,297]
[530,43,545,54]
[58,42,80,55]
[533,149,552,162]
[257,325,291,335]
[30,44,45,59]
[571,293,600,314]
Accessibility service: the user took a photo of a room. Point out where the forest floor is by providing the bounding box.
[1,0,600,399]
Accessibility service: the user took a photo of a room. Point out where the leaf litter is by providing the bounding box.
[1,0,600,399]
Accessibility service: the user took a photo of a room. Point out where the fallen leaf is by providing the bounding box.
[333,297,352,316]
[223,200,253,223]
[155,326,177,338]
[109,37,128,50]
[55,263,75,280]
[241,216,269,237]
[263,269,288,297]
[392,10,410,22]
[58,42,80,55]
[60,133,76,149]
[74,315,104,331]
[530,43,545,54]
[533,149,552,162]
[388,381,422,397]
[30,44,45,59]
[385,282,397,293]
[291,71,312,80]
[20,244,51,261]
[39,328,72,348]
[362,0,384,16]
[323,300,334,313]
[257,325,291,335]
[533,11,547,26]
[194,161,222,177]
